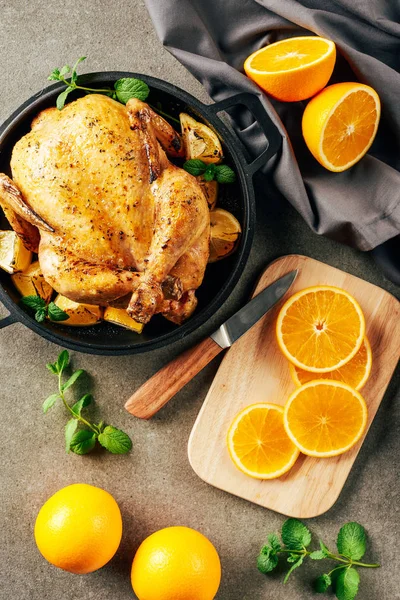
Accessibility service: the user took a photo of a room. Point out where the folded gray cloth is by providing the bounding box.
[145,0,400,258]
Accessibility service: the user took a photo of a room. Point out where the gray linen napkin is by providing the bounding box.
[145,0,400,279]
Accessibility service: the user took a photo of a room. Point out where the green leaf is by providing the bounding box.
[335,567,360,600]
[257,547,279,574]
[71,393,92,417]
[98,426,132,454]
[42,393,59,413]
[21,295,46,310]
[183,159,207,176]
[283,555,304,584]
[48,68,61,81]
[281,518,312,550]
[203,163,216,181]
[61,369,85,392]
[268,533,281,553]
[70,429,97,455]
[46,362,58,375]
[319,540,331,557]
[56,350,69,373]
[48,302,70,321]
[310,550,326,560]
[114,78,149,104]
[56,87,73,110]
[214,164,236,183]
[287,553,300,563]
[315,574,332,593]
[65,418,78,452]
[337,523,366,560]
[72,56,86,72]
[59,65,71,77]
[35,308,47,322]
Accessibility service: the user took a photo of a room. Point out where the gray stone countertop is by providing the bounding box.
[0,1,398,599]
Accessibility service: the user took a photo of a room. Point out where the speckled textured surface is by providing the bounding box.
[0,2,399,599]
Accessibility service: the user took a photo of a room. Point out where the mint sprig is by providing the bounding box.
[183,159,236,184]
[257,519,380,599]
[44,350,132,455]
[21,295,69,323]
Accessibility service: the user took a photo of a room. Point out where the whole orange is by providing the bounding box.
[131,526,221,600]
[34,483,122,574]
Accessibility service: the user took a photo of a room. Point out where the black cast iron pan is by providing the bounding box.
[0,72,281,354]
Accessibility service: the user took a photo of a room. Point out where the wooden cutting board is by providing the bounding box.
[188,255,400,518]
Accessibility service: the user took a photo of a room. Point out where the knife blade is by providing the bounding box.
[125,269,298,419]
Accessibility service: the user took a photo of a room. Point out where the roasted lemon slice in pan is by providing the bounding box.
[12,261,53,303]
[54,295,102,327]
[0,230,32,274]
[197,175,219,210]
[209,208,241,263]
[180,113,223,164]
[103,307,144,333]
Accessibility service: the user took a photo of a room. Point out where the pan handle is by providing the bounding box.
[0,313,16,330]
[207,93,282,176]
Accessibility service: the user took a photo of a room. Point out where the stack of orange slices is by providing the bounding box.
[227,285,371,479]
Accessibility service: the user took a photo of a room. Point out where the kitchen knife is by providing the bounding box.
[124,269,298,419]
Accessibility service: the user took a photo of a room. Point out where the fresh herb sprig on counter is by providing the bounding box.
[183,159,236,183]
[21,295,69,323]
[48,57,150,110]
[257,519,379,600]
[44,350,132,455]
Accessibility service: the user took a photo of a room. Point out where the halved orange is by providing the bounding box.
[276,286,365,373]
[244,36,336,102]
[302,82,381,172]
[227,403,300,479]
[283,380,368,457]
[290,337,372,391]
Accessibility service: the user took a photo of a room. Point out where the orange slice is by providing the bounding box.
[290,337,372,391]
[283,380,368,457]
[302,82,381,172]
[276,285,365,373]
[244,36,336,102]
[227,403,300,479]
[209,208,241,263]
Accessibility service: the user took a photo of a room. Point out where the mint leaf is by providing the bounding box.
[71,393,92,417]
[48,68,61,81]
[310,550,326,560]
[61,369,85,392]
[65,418,78,453]
[203,163,216,182]
[35,308,47,323]
[335,567,360,600]
[257,546,278,574]
[48,302,70,322]
[21,295,46,310]
[315,574,332,593]
[183,159,207,177]
[59,65,71,77]
[281,519,312,550]
[114,78,149,103]
[283,555,304,584]
[215,164,236,183]
[98,426,132,454]
[56,87,73,110]
[319,541,331,557]
[337,523,366,560]
[70,429,97,455]
[268,533,281,553]
[46,362,58,375]
[42,393,59,413]
[56,350,69,373]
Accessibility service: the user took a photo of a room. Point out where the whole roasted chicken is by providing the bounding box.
[0,95,210,324]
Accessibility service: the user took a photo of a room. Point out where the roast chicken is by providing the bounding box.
[0,94,210,324]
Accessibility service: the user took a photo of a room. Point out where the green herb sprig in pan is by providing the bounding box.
[257,518,380,600]
[44,350,132,455]
[21,295,69,323]
[182,159,236,184]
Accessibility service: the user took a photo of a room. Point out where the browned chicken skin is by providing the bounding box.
[0,95,210,324]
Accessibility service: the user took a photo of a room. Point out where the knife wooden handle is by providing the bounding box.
[124,337,223,419]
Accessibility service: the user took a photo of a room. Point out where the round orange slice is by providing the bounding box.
[276,286,365,373]
[290,337,372,391]
[283,380,368,457]
[227,403,300,479]
[244,36,336,102]
[209,208,241,263]
[302,82,381,172]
